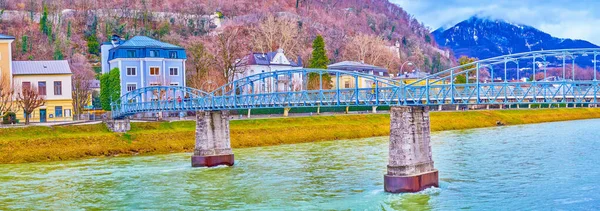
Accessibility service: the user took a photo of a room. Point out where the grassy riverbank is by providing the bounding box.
[2,108,600,164]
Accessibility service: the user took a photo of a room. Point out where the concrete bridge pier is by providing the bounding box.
[385,106,439,193]
[191,110,234,167]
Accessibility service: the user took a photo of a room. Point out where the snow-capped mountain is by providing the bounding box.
[432,16,598,59]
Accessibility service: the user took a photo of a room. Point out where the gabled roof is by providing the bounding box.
[246,50,302,67]
[116,36,184,49]
[12,60,72,75]
[0,34,15,40]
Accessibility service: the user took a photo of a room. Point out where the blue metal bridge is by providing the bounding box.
[111,48,600,119]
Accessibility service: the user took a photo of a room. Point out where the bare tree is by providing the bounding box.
[251,14,304,58]
[70,53,95,120]
[16,85,45,125]
[0,75,14,117]
[213,27,249,87]
[185,39,214,90]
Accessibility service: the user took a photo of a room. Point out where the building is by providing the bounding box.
[0,34,14,83]
[393,70,431,85]
[12,61,74,122]
[101,35,187,97]
[327,61,389,89]
[237,48,303,93]
[0,34,74,123]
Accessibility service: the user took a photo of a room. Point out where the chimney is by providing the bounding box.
[111,34,121,47]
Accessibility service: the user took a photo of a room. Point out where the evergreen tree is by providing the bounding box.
[100,73,110,110]
[308,35,331,89]
[40,4,49,35]
[309,35,329,69]
[21,35,27,53]
[53,44,63,60]
[66,21,71,39]
[87,35,100,55]
[99,68,121,111]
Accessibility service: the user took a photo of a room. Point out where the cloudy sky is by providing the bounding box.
[390,0,600,45]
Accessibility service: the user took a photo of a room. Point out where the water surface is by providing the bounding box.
[1,119,600,210]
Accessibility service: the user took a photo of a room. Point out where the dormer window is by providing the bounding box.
[127,50,136,58]
[149,50,160,57]
[169,51,178,58]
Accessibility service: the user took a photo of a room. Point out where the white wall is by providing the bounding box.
[13,74,73,100]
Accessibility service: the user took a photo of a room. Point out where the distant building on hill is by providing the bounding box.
[100,35,187,96]
[237,48,303,93]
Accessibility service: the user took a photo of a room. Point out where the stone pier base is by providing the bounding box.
[385,106,439,193]
[191,110,234,167]
[105,118,130,133]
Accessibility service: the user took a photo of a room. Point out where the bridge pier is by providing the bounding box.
[372,106,378,113]
[385,106,438,193]
[191,110,234,167]
[283,107,291,117]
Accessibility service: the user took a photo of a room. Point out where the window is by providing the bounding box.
[127,83,137,92]
[54,81,62,95]
[169,51,178,58]
[150,82,161,86]
[55,106,63,118]
[344,80,351,88]
[64,109,71,117]
[169,67,178,76]
[150,67,160,76]
[38,81,46,95]
[22,82,31,91]
[126,67,137,76]
[170,82,179,86]
[127,50,136,58]
[149,50,160,57]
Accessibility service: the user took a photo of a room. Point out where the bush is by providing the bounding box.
[2,112,17,124]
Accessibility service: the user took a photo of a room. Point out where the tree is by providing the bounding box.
[53,43,64,60]
[0,75,13,117]
[100,68,121,111]
[70,54,95,119]
[185,40,214,90]
[308,35,332,90]
[21,35,28,53]
[16,84,45,125]
[343,33,394,68]
[456,56,477,83]
[66,21,72,39]
[40,4,49,36]
[213,27,249,87]
[251,15,304,59]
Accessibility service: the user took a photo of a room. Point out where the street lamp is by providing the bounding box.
[400,61,413,75]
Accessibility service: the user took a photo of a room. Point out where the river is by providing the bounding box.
[1,119,600,210]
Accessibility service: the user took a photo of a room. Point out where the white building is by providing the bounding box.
[237,49,303,93]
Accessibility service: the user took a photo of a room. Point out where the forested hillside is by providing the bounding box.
[0,0,455,87]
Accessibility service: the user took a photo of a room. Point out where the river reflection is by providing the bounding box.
[1,119,600,210]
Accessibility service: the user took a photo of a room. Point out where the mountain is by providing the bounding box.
[432,16,599,59]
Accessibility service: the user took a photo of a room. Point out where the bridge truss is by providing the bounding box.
[112,48,600,119]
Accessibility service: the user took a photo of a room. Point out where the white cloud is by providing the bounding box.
[390,0,600,45]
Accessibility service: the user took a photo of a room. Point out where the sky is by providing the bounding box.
[390,0,600,45]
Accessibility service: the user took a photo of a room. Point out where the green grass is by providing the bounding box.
[2,108,600,164]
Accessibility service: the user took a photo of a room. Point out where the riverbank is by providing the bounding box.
[2,108,600,164]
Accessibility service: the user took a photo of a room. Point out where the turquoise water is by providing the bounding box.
[2,119,600,210]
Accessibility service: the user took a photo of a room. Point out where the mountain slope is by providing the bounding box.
[432,16,598,59]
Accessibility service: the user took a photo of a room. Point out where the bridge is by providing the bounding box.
[108,48,600,193]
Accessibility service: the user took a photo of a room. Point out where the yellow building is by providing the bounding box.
[12,61,74,122]
[0,35,13,84]
[0,33,74,123]
[328,61,390,89]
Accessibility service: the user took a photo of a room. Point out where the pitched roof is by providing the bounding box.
[12,60,72,75]
[0,34,15,40]
[117,36,183,49]
[246,50,302,67]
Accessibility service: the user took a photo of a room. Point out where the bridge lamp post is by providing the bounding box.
[400,61,413,75]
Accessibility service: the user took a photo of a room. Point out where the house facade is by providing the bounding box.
[101,35,187,97]
[12,61,74,122]
[237,49,303,93]
[0,33,74,123]
[327,61,389,89]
